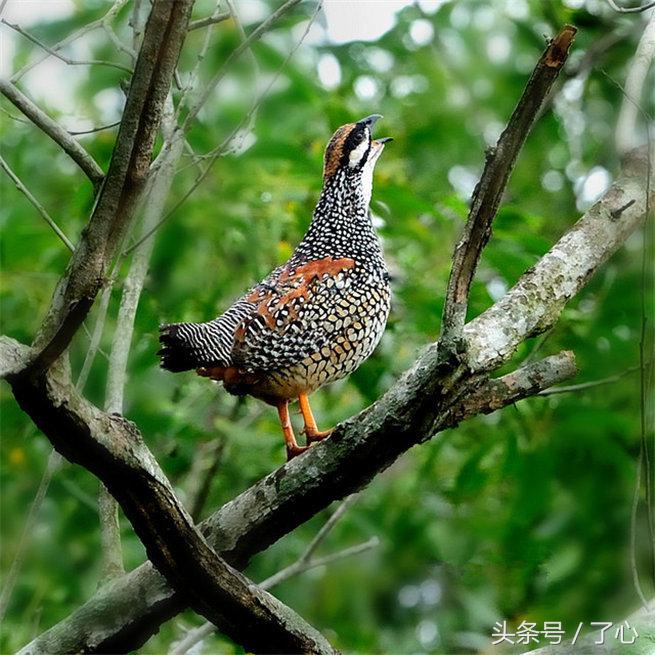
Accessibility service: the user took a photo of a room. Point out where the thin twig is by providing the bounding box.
[182,0,304,129]
[2,19,133,75]
[58,478,98,512]
[67,120,121,136]
[0,448,63,622]
[129,0,145,52]
[302,495,356,563]
[0,156,75,251]
[226,0,262,114]
[9,0,131,83]
[76,281,114,392]
[438,25,576,360]
[102,22,136,61]
[262,538,379,590]
[188,11,231,31]
[173,0,223,126]
[0,105,29,124]
[0,79,105,187]
[538,364,641,395]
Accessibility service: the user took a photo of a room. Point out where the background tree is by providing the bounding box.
[0,0,653,653]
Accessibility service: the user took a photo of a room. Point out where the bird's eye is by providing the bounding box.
[355,132,365,143]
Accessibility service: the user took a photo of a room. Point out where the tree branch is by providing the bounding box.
[13,144,651,655]
[0,80,104,188]
[440,352,577,426]
[462,147,652,372]
[3,337,335,654]
[439,25,576,358]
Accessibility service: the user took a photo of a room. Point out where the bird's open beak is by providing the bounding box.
[357,115,393,149]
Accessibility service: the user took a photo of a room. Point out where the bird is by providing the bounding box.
[158,114,392,459]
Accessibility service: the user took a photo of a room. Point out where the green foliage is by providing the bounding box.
[1,1,653,653]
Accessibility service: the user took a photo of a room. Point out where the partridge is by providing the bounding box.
[159,114,392,458]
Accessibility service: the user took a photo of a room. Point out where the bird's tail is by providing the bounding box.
[159,301,252,372]
[158,322,219,372]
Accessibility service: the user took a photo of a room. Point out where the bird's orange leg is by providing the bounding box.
[298,393,333,443]
[277,400,307,460]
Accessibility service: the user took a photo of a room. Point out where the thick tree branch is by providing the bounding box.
[3,337,335,654]
[439,25,576,357]
[13,144,651,655]
[20,0,195,377]
[0,80,104,188]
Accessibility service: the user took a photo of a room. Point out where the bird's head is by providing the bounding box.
[323,114,392,184]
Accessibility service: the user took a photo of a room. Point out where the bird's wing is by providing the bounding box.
[231,256,358,372]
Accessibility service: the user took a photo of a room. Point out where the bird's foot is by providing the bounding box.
[286,443,309,460]
[302,427,334,443]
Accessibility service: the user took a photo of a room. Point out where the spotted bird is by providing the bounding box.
[159,115,392,458]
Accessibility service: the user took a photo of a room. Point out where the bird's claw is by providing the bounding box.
[286,443,309,460]
[302,427,334,443]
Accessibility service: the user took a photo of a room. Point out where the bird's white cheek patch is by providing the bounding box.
[349,139,369,168]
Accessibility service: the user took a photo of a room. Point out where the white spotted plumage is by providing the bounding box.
[159,118,391,405]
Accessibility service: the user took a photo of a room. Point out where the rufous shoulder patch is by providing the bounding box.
[243,257,356,333]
